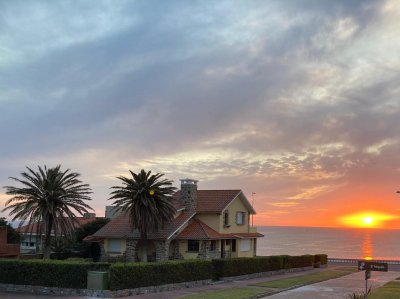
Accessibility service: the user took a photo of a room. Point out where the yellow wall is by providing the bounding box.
[219,196,250,233]
[179,240,199,259]
[196,213,220,231]
[236,239,255,257]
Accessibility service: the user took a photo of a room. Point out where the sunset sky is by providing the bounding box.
[1,0,400,229]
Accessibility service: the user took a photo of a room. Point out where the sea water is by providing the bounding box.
[257,226,400,260]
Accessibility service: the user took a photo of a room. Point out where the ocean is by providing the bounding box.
[257,226,400,260]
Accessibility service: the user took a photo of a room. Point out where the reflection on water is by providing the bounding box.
[363,232,373,260]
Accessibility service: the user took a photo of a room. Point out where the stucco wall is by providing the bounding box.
[219,196,250,233]
[179,240,198,259]
[195,214,220,231]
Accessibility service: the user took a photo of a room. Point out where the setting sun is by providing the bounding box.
[363,217,373,226]
[339,212,399,228]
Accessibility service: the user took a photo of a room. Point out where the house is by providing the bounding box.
[85,179,263,261]
[16,213,99,254]
[0,226,20,258]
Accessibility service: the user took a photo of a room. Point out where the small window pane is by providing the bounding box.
[188,240,199,252]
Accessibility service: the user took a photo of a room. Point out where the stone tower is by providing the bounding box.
[180,178,198,210]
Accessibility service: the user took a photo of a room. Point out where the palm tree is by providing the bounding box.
[109,169,177,262]
[2,165,92,259]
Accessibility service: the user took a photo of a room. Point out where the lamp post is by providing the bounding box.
[251,192,256,227]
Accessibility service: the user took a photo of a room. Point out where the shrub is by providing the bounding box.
[314,254,328,265]
[282,255,314,269]
[109,260,212,290]
[212,255,315,280]
[0,259,110,289]
[212,256,284,280]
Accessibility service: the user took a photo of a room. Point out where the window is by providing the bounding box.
[210,240,216,251]
[240,239,251,252]
[108,239,121,253]
[231,239,236,252]
[236,212,246,225]
[224,211,230,227]
[188,240,199,252]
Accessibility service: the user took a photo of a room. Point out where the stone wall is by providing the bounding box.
[155,240,169,261]
[126,239,139,262]
[197,240,220,260]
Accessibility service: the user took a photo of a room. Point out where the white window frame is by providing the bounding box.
[108,239,121,253]
[236,211,245,225]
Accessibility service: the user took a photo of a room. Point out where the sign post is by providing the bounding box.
[358,261,388,299]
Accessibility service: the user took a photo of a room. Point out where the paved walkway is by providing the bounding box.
[265,270,399,299]
[0,266,398,299]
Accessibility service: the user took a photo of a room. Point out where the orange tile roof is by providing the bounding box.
[89,211,195,240]
[176,219,232,240]
[176,219,263,240]
[173,190,241,213]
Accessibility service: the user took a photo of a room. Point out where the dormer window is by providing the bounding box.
[224,211,230,227]
[236,212,246,225]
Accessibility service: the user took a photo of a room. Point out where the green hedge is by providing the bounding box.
[212,255,316,280]
[109,260,212,290]
[0,254,327,290]
[0,259,110,289]
[313,254,328,265]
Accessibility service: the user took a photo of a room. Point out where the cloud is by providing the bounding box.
[1,1,400,226]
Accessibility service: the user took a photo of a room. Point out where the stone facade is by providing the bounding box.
[169,240,183,260]
[197,240,220,260]
[179,179,198,210]
[126,239,139,262]
[155,240,169,261]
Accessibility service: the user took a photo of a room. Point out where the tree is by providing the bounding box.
[74,218,110,261]
[0,217,20,244]
[2,165,92,259]
[109,169,177,262]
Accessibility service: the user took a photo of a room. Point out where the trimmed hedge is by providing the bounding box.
[314,254,328,265]
[109,260,212,290]
[0,254,327,290]
[212,255,315,280]
[0,259,109,289]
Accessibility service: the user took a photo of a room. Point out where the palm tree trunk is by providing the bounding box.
[141,231,148,262]
[43,218,53,259]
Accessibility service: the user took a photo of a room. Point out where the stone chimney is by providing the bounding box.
[180,178,198,210]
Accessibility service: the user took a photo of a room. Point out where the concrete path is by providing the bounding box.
[264,271,400,299]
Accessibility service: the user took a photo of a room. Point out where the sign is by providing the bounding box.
[358,261,388,272]
[365,269,371,280]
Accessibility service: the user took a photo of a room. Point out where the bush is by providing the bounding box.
[281,255,314,269]
[314,254,328,265]
[212,255,316,280]
[109,260,212,290]
[0,259,110,289]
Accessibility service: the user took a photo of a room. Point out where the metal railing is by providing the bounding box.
[328,258,400,265]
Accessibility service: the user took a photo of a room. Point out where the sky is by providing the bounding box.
[1,0,400,229]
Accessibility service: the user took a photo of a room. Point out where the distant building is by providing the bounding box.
[105,206,123,219]
[16,213,99,254]
[85,179,263,262]
[0,226,20,258]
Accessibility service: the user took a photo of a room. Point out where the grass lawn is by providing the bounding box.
[254,267,357,289]
[369,280,400,299]
[179,267,357,299]
[178,287,273,299]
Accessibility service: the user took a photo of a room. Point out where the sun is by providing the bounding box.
[363,217,373,226]
[339,212,399,228]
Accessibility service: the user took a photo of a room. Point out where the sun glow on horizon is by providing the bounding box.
[339,212,399,228]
